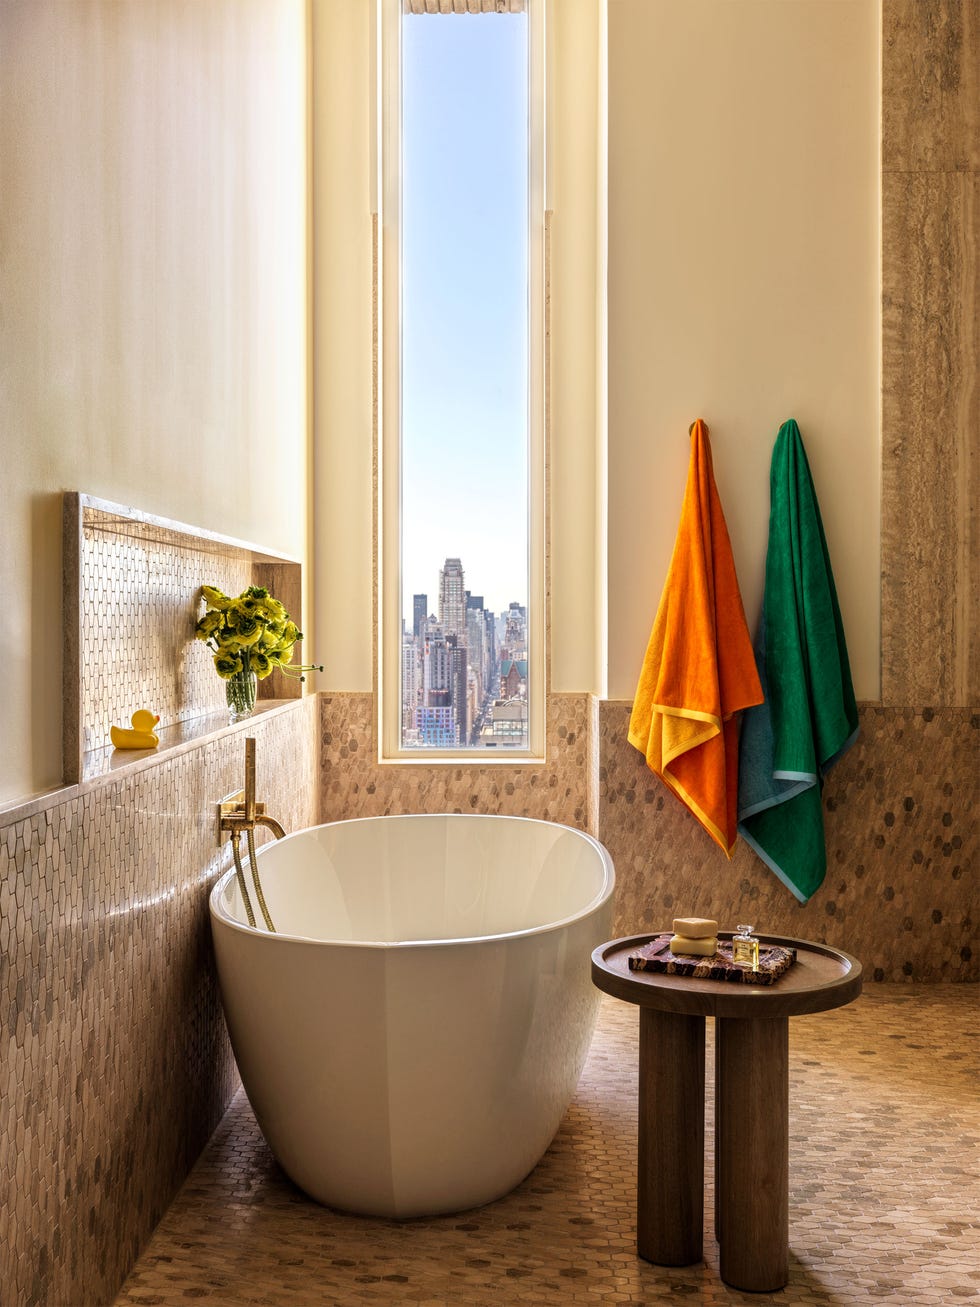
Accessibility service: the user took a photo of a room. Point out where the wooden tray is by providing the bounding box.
[628,934,797,985]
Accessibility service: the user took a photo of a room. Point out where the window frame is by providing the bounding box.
[378,0,547,763]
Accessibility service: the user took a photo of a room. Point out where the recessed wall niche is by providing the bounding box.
[62,493,303,784]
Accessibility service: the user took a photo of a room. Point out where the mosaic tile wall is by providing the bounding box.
[319,691,595,829]
[0,698,318,1307]
[598,701,977,983]
[77,510,257,755]
[317,693,975,983]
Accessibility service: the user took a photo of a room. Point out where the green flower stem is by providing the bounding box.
[226,665,258,721]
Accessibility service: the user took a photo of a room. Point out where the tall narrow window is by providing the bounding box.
[381,0,545,759]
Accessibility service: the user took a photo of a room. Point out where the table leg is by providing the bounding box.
[637,1007,705,1266]
[714,1017,722,1244]
[715,1015,789,1292]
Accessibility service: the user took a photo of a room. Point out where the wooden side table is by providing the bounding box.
[591,933,862,1293]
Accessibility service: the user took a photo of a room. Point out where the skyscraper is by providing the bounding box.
[446,633,468,745]
[421,626,467,746]
[466,605,487,705]
[504,601,527,655]
[423,627,452,707]
[438,559,466,638]
[400,561,521,751]
[401,636,421,733]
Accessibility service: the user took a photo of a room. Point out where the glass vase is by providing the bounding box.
[226,667,258,722]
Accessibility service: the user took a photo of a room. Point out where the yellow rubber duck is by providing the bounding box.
[110,710,160,750]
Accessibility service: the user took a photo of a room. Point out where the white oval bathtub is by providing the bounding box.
[209,813,615,1219]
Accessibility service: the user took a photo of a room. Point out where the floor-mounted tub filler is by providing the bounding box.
[209,811,616,1218]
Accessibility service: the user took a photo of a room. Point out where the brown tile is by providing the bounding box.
[115,986,979,1307]
[0,700,319,1307]
[599,701,978,984]
[319,692,596,833]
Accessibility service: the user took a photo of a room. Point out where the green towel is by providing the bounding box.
[737,420,859,903]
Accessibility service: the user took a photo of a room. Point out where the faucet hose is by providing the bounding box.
[246,826,277,933]
[230,830,257,929]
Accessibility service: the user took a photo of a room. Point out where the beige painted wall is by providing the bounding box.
[0,0,309,804]
[608,0,881,702]
[1,0,883,796]
[548,0,607,695]
[314,0,881,712]
[311,0,375,693]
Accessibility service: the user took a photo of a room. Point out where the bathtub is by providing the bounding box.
[209,812,615,1219]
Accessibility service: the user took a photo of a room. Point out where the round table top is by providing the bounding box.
[591,933,862,1019]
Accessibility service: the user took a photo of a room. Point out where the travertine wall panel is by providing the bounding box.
[598,701,977,984]
[881,0,979,706]
[0,699,318,1307]
[882,0,979,173]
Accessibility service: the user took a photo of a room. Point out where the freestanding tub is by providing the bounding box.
[209,812,615,1219]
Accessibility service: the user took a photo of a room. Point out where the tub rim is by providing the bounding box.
[209,812,616,950]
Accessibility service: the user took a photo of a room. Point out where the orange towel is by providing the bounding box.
[628,420,763,856]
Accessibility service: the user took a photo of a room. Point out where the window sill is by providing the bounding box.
[378,749,547,767]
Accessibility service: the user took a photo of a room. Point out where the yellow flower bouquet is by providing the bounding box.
[195,584,322,720]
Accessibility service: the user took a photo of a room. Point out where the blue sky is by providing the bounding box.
[401,11,528,621]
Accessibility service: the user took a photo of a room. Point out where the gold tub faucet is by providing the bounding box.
[218,737,286,931]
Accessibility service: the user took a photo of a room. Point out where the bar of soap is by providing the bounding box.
[672,917,718,939]
[670,934,718,957]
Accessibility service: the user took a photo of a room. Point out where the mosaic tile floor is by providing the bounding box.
[115,986,979,1307]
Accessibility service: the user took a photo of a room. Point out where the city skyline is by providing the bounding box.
[402,556,526,629]
[401,552,528,751]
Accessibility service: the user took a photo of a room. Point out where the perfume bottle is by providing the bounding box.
[732,924,760,969]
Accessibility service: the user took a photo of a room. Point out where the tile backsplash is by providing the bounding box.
[319,691,596,830]
[597,701,976,984]
[0,700,317,1307]
[77,513,253,752]
[62,496,303,785]
[317,694,977,985]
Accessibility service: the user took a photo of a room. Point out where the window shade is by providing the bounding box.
[403,1,526,14]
